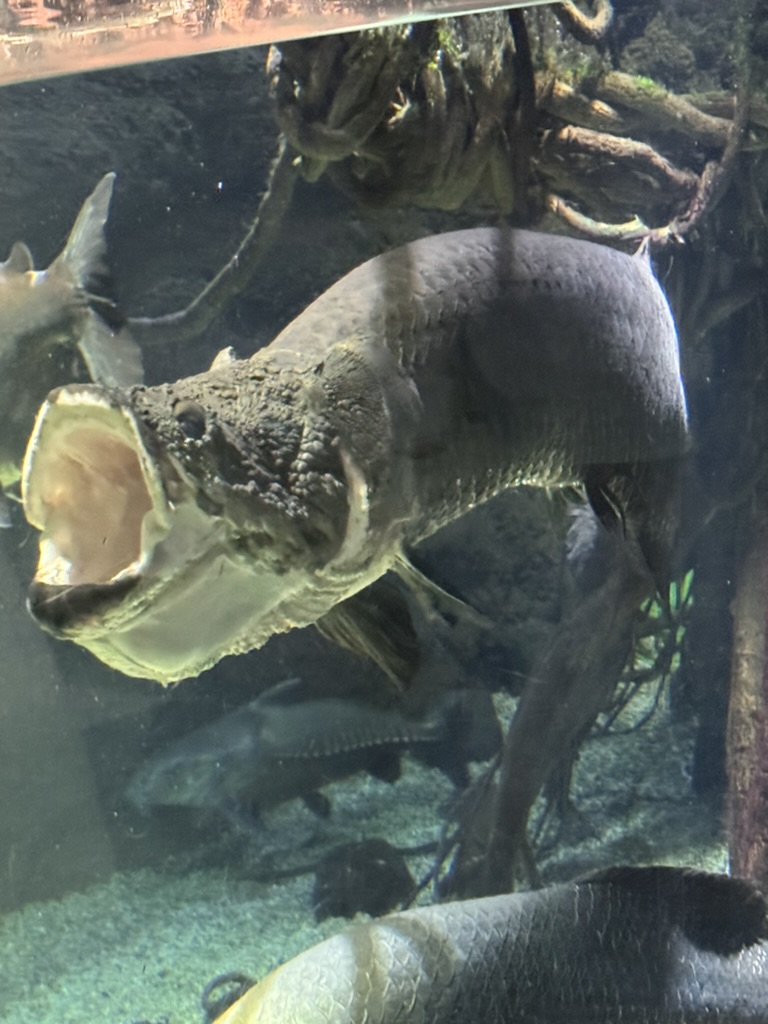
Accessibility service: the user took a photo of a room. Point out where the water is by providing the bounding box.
[0,2,766,1021]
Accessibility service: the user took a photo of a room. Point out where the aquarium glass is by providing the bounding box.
[1,1,767,1022]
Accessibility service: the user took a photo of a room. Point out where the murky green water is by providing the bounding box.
[0,2,766,1021]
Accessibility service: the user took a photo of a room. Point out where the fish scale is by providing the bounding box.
[213,868,768,1023]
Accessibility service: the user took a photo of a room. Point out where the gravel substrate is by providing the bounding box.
[0,686,726,1024]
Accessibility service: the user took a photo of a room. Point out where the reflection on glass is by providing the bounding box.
[0,0,553,85]
[1,2,767,1023]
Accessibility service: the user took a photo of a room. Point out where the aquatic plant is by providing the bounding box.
[599,568,695,734]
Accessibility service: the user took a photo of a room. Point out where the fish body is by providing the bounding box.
[214,866,768,1024]
[22,227,687,682]
[0,173,142,489]
[126,681,501,821]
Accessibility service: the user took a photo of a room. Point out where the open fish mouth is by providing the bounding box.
[19,384,363,684]
[22,384,172,629]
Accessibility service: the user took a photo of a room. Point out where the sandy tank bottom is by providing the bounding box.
[0,685,727,1024]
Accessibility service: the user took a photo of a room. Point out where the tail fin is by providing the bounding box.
[52,173,143,387]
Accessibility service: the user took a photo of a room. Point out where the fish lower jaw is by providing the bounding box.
[38,549,394,685]
[28,548,372,684]
[27,574,141,637]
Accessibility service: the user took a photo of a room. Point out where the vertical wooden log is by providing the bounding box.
[446,516,655,898]
[727,518,768,885]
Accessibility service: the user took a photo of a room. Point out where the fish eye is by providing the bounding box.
[173,399,207,440]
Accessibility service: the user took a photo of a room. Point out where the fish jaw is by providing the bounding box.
[21,384,390,685]
[21,384,176,673]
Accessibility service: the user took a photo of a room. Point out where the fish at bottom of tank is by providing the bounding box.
[126,678,502,830]
[310,837,417,921]
[207,865,768,1024]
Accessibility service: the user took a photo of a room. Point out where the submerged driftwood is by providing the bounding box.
[131,2,754,345]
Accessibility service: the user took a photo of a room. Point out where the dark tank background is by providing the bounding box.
[0,0,766,1020]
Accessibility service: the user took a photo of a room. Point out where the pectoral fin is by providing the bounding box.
[78,314,144,387]
[394,550,492,630]
[584,467,626,536]
[315,577,420,686]
[365,749,402,784]
[302,791,332,817]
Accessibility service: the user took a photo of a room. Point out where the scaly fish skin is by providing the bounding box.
[214,867,768,1024]
[0,173,142,489]
[22,228,687,682]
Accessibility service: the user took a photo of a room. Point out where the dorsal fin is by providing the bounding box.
[3,241,34,273]
[254,677,308,707]
[582,865,768,954]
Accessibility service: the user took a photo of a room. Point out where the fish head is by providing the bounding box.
[21,371,383,684]
[126,707,266,811]
[125,740,218,811]
[126,735,234,811]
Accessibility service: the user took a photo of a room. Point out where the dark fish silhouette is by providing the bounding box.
[213,866,768,1024]
[126,680,501,824]
[23,227,686,682]
[312,838,416,921]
